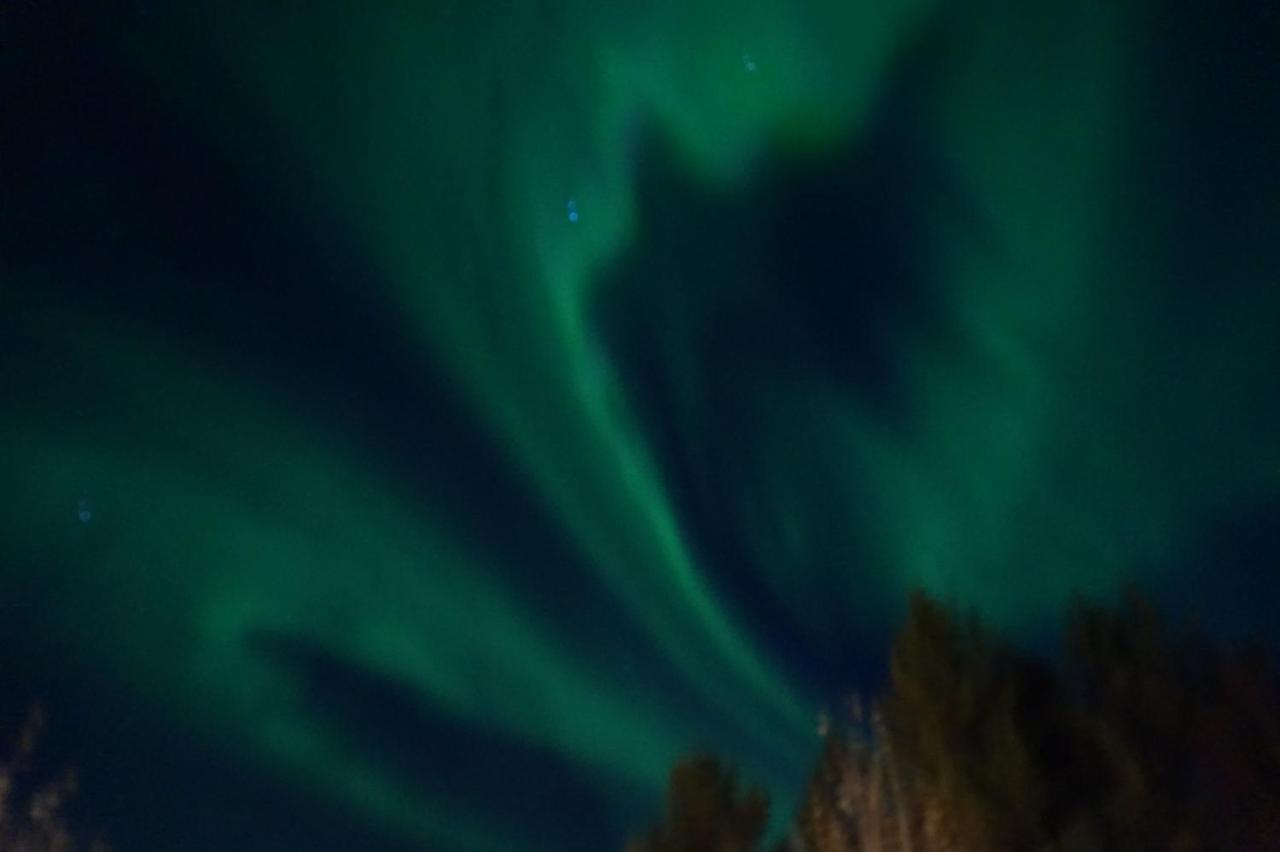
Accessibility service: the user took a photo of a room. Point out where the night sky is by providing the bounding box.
[2,2,1279,850]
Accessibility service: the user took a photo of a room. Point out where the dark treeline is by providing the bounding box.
[628,590,1280,852]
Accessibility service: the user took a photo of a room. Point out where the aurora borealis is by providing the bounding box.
[2,1,1279,850]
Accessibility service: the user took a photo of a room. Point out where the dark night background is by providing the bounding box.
[2,1,1279,850]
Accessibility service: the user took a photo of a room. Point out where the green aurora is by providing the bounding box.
[2,1,1279,850]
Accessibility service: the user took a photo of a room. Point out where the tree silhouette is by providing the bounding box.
[880,592,1064,851]
[627,754,770,852]
[1064,590,1280,850]
[637,588,1280,852]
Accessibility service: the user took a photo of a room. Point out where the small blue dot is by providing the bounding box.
[77,497,92,524]
[742,54,757,73]
[567,199,579,223]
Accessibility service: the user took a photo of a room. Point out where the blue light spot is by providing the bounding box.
[77,496,92,524]
[566,199,579,223]
[742,53,757,73]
